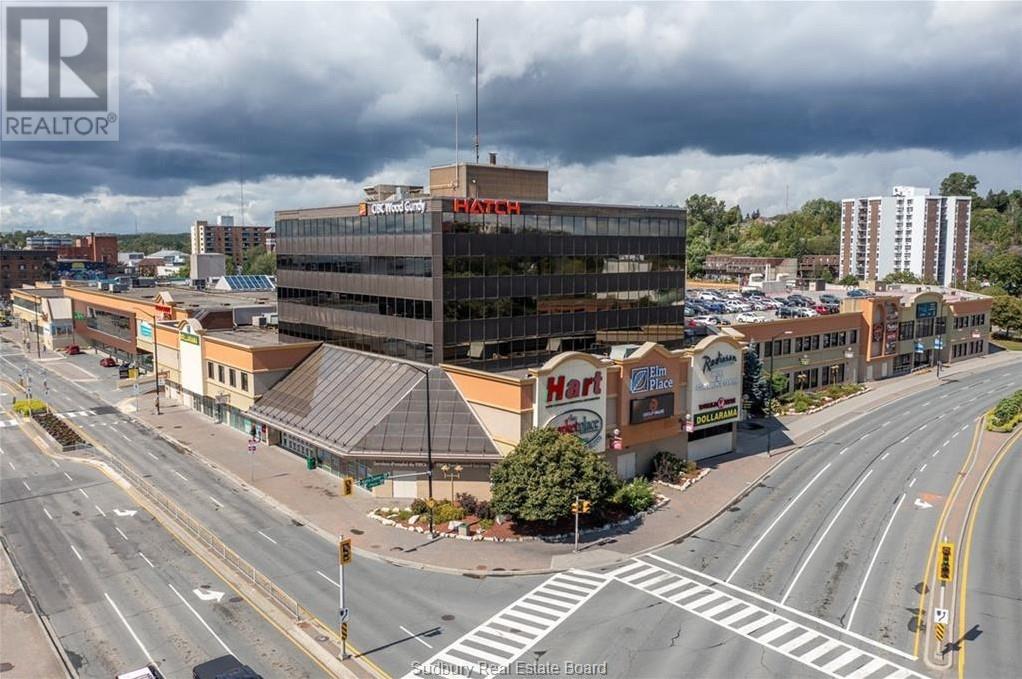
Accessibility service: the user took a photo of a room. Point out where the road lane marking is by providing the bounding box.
[257,530,278,545]
[960,424,969,431]
[145,451,158,460]
[932,450,940,458]
[78,488,89,498]
[95,505,107,517]
[70,545,83,561]
[63,471,73,481]
[104,592,154,663]
[847,493,906,630]
[168,583,233,655]
[405,570,610,679]
[922,401,930,407]
[952,431,960,438]
[900,436,910,443]
[920,424,927,430]
[22,480,31,491]
[727,462,832,583]
[781,469,874,604]
[120,432,131,442]
[620,557,922,671]
[173,470,187,482]
[882,420,891,427]
[838,447,849,456]
[51,459,60,468]
[957,428,1022,679]
[908,478,916,488]
[943,440,950,447]
[316,570,340,588]
[400,625,434,649]
[208,496,223,508]
[919,464,927,472]
[115,527,129,541]
[43,507,54,520]
[7,461,14,471]
[138,552,156,568]
[880,452,890,461]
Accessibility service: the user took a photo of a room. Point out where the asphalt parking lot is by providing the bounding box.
[684,285,870,326]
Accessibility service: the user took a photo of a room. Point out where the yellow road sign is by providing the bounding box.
[935,622,946,642]
[938,542,954,583]
[341,622,348,641]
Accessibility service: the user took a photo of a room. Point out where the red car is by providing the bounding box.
[65,344,81,355]
[99,357,117,367]
[814,304,831,315]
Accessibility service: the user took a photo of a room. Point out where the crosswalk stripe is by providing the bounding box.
[821,649,863,673]
[502,609,553,626]
[468,633,522,655]
[799,639,841,663]
[670,584,710,603]
[480,626,533,646]
[514,601,560,617]
[619,566,660,584]
[526,593,572,609]
[687,592,726,611]
[719,607,760,627]
[735,613,777,635]
[545,580,596,595]
[844,658,888,679]
[637,573,673,589]
[555,573,604,588]
[756,621,798,644]
[777,630,819,653]
[701,600,742,619]
[885,670,914,679]
[650,580,692,597]
[452,643,509,665]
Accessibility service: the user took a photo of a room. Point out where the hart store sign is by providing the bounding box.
[533,354,608,452]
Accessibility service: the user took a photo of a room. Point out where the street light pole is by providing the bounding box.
[425,368,434,537]
[765,330,793,457]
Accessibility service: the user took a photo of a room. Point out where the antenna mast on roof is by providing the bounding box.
[455,93,460,166]
[474,17,479,164]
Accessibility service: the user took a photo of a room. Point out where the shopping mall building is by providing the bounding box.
[275,160,687,370]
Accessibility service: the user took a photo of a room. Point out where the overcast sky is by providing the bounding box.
[2,1,1020,233]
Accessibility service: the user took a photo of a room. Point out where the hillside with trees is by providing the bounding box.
[116,233,191,254]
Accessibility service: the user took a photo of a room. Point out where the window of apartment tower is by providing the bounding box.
[229,369,236,387]
[241,373,249,392]
[217,365,224,383]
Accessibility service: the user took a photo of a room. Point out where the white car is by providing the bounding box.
[724,291,743,300]
[698,292,719,302]
[795,307,819,317]
[724,300,751,313]
[735,312,766,323]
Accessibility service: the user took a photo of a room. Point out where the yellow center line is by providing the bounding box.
[957,426,1022,679]
[912,417,982,659]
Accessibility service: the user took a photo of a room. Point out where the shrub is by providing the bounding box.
[396,509,412,522]
[651,451,685,483]
[611,478,657,514]
[683,459,698,475]
[409,498,429,515]
[478,518,495,531]
[455,492,479,515]
[988,389,1022,431]
[12,399,47,416]
[433,501,466,524]
[490,428,621,522]
[791,391,814,413]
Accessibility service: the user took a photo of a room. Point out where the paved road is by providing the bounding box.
[0,418,325,679]
[958,434,1022,679]
[0,347,543,679]
[404,362,1022,679]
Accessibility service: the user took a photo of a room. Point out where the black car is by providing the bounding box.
[193,656,261,679]
[824,302,840,314]
[776,305,798,318]
[819,293,841,304]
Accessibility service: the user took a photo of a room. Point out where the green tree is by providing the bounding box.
[767,372,789,405]
[241,246,276,275]
[743,350,770,416]
[991,296,1022,338]
[489,428,620,522]
[982,253,1022,296]
[881,271,922,285]
[838,274,860,286]
[939,172,979,198]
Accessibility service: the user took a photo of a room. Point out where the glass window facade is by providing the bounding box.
[276,201,686,369]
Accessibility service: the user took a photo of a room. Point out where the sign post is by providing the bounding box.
[247,438,257,482]
[571,497,592,553]
[133,381,140,414]
[338,536,352,660]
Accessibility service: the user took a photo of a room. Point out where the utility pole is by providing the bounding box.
[425,369,434,537]
[574,495,580,553]
[338,535,352,660]
[474,17,480,163]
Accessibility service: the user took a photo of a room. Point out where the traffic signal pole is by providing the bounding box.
[574,495,580,553]
[338,535,352,659]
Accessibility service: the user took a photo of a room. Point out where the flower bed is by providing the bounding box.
[986,389,1022,432]
[31,410,88,451]
[771,383,868,416]
[655,466,711,492]
[369,494,670,543]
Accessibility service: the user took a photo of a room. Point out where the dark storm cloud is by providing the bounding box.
[2,1,1019,199]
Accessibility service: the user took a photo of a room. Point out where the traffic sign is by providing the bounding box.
[247,441,256,453]
[934,622,946,642]
[341,622,348,641]
[938,542,954,583]
[933,608,949,624]
[339,607,350,623]
[359,473,388,489]
[342,477,354,496]
[914,342,924,354]
[934,338,944,349]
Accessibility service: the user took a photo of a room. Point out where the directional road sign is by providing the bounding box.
[933,608,949,624]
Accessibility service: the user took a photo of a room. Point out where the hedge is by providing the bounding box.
[986,389,1022,432]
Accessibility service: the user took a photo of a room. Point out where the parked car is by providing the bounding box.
[688,315,718,327]
[819,293,841,304]
[65,344,81,355]
[724,291,743,300]
[735,312,767,324]
[814,304,831,315]
[698,292,721,302]
[847,288,872,298]
[701,300,726,313]
[761,299,782,309]
[99,357,118,367]
[723,300,748,313]
[683,305,700,317]
[796,307,819,317]
[750,300,769,311]
[824,303,840,314]
[776,305,798,318]
[192,655,261,679]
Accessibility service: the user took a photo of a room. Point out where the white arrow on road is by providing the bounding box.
[113,509,137,517]
[193,588,225,603]
[914,498,933,510]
